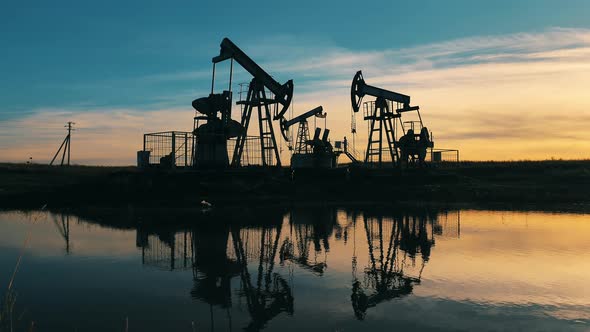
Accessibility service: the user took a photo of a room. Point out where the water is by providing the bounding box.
[0,207,589,331]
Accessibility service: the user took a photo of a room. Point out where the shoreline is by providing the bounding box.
[0,161,589,212]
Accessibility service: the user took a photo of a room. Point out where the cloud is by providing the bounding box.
[249,28,590,160]
[232,27,588,89]
[2,27,590,163]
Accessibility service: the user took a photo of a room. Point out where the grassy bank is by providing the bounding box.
[0,161,589,210]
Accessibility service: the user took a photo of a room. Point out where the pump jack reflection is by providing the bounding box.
[135,208,459,330]
[351,211,440,320]
[279,208,336,276]
[189,223,294,331]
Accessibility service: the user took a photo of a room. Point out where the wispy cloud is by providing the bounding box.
[2,27,590,163]
[249,28,590,160]
[249,27,590,89]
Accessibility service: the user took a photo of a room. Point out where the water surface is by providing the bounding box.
[0,207,589,331]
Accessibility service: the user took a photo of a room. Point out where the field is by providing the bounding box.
[0,161,589,211]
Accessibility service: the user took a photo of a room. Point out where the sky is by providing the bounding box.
[1,0,590,165]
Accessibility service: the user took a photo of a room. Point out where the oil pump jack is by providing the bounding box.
[281,106,337,168]
[192,38,294,168]
[351,71,434,167]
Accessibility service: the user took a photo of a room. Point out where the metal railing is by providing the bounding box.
[141,231,194,271]
[228,136,276,167]
[143,131,194,168]
[427,148,460,163]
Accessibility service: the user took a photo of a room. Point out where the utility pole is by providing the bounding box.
[50,122,75,166]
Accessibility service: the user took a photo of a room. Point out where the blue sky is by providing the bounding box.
[2,0,590,163]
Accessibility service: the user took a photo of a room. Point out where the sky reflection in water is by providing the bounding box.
[0,208,589,331]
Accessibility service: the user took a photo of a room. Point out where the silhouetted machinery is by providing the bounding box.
[137,211,294,331]
[132,207,460,327]
[191,224,293,331]
[351,213,434,320]
[192,38,294,168]
[192,91,242,168]
[351,70,434,167]
[191,224,241,308]
[146,39,446,169]
[192,38,342,169]
[281,106,337,168]
[280,207,334,275]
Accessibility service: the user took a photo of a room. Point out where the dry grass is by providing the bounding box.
[0,205,46,332]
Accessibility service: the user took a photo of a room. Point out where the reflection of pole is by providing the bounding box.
[352,213,357,280]
[64,214,70,254]
[52,213,71,254]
